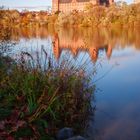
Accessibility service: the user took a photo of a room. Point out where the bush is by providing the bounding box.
[0,40,95,139]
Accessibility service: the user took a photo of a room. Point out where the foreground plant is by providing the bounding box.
[0,46,95,139]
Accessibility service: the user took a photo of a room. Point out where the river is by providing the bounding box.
[3,26,140,140]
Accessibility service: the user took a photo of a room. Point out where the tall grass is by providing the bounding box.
[0,38,95,139]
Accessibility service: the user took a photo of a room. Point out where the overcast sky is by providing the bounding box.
[0,0,133,8]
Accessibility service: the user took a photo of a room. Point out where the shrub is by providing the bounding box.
[0,40,95,139]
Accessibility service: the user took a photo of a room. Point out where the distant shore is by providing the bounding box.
[0,3,140,28]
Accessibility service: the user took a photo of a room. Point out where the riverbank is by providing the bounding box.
[0,3,140,28]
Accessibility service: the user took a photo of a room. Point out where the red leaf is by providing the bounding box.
[7,136,15,140]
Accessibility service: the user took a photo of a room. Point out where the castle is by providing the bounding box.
[134,0,140,3]
[52,0,114,13]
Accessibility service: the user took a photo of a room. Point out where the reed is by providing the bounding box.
[0,42,95,139]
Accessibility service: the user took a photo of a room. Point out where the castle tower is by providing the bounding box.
[52,0,59,12]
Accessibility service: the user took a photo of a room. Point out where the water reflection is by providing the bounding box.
[53,27,140,62]
[4,26,140,62]
[1,26,140,140]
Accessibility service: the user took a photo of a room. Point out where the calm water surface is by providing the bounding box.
[8,27,140,140]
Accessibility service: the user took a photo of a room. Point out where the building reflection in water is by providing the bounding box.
[51,27,140,62]
[52,28,113,62]
[2,26,140,62]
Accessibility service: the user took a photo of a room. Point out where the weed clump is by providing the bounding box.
[0,45,95,139]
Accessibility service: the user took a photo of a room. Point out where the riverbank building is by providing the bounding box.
[52,0,114,13]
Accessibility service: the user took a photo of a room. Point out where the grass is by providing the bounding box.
[0,36,95,139]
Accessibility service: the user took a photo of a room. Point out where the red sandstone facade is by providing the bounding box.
[52,0,114,13]
[134,0,140,3]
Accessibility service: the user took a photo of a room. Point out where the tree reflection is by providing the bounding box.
[3,26,140,62]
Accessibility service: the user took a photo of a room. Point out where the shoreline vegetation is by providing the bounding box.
[0,2,140,139]
[0,3,140,28]
[0,30,95,139]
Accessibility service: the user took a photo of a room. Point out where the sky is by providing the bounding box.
[0,0,133,9]
[0,0,52,7]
